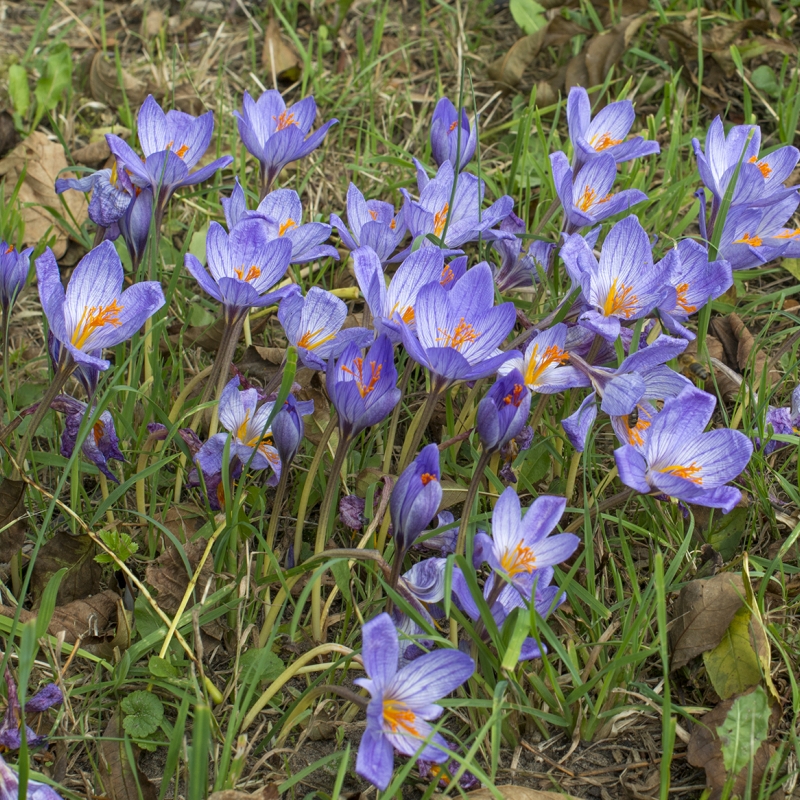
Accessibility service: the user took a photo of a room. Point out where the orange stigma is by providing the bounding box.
[734,232,762,247]
[675,283,696,314]
[369,209,378,220]
[278,219,297,236]
[433,203,449,237]
[590,132,623,151]
[775,229,800,240]
[72,300,124,350]
[660,462,703,484]
[273,111,297,131]
[436,318,480,351]
[524,343,569,386]
[390,302,415,324]
[234,265,262,282]
[93,421,105,445]
[297,327,336,351]
[440,264,455,286]
[341,357,382,397]
[4,244,13,254]
[420,473,437,486]
[503,384,525,407]
[175,144,190,158]
[383,699,419,736]
[748,155,771,178]
[602,278,638,318]
[449,120,459,132]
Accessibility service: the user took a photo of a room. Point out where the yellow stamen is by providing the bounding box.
[660,462,703,484]
[589,132,623,151]
[297,327,336,351]
[436,318,480,351]
[577,186,596,212]
[273,111,297,131]
[278,219,297,237]
[110,161,119,187]
[71,300,124,350]
[602,278,638,319]
[500,540,537,577]
[734,232,762,247]
[748,155,771,178]
[341,357,382,397]
[524,343,569,387]
[621,407,650,447]
[234,265,262,282]
[675,283,696,314]
[383,699,419,736]
[433,203,449,237]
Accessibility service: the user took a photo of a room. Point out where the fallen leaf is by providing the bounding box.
[0,132,88,258]
[682,336,740,402]
[669,573,745,671]
[0,111,20,159]
[584,16,646,88]
[262,18,301,83]
[208,786,279,800]
[72,138,111,166]
[89,52,147,108]
[154,504,206,544]
[467,788,581,800]
[727,312,781,387]
[702,605,764,699]
[31,531,102,607]
[0,477,27,562]
[99,712,158,800]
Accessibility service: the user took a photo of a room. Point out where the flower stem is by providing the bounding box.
[455,448,492,558]
[0,308,11,423]
[565,449,581,502]
[311,437,350,642]
[528,392,550,433]
[264,466,289,556]
[381,358,414,475]
[398,384,442,472]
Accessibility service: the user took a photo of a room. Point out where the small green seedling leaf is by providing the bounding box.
[95,530,139,564]
[121,690,164,738]
[750,65,780,98]
[717,686,771,775]
[148,656,179,679]
[8,65,30,118]
[509,0,547,34]
[33,45,72,128]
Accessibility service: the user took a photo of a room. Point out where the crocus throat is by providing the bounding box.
[622,409,650,447]
[589,132,623,151]
[297,327,336,351]
[341,357,382,397]
[602,278,638,319]
[577,186,612,212]
[273,111,297,131]
[524,343,569,387]
[383,699,419,736]
[166,141,190,159]
[433,203,449,237]
[278,219,297,236]
[436,318,480,351]
[420,472,437,486]
[72,299,124,350]
[660,462,703,484]
[734,232,762,247]
[234,265,262,282]
[390,302,415,324]
[748,155,772,178]
[500,540,537,577]
[675,283,697,314]
[503,384,525,407]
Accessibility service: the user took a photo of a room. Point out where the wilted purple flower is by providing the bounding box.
[0,670,62,751]
[560,215,664,342]
[0,242,32,316]
[430,97,478,171]
[413,511,458,555]
[401,161,513,250]
[417,755,480,791]
[184,219,297,324]
[656,239,732,339]
[567,86,660,170]
[354,612,474,791]
[499,424,533,483]
[51,395,124,481]
[222,179,339,264]
[353,246,452,343]
[476,369,531,454]
[340,494,367,530]
[272,394,312,467]
[234,90,337,195]
[398,263,518,391]
[278,287,372,370]
[36,241,165,371]
[0,752,64,799]
[615,387,753,513]
[106,95,232,219]
[760,385,800,454]
[55,166,132,229]
[499,323,590,394]
[551,151,647,234]
[692,117,799,217]
[390,444,442,558]
[326,334,401,443]
[491,213,554,292]
[330,184,405,264]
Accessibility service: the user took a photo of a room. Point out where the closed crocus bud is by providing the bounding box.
[390,443,442,557]
[476,369,531,454]
[0,242,33,317]
[272,394,312,467]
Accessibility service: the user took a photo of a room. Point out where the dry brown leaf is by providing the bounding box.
[467,787,581,800]
[71,139,111,167]
[262,18,301,83]
[585,16,646,88]
[728,312,781,387]
[669,573,745,671]
[0,477,27,563]
[208,786,279,800]
[154,504,206,544]
[89,52,147,108]
[564,53,590,93]
[0,111,20,159]
[31,531,102,607]
[100,713,158,800]
[0,132,88,258]
[682,336,740,402]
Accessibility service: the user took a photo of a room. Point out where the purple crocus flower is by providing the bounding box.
[392,557,448,658]
[567,86,660,171]
[390,443,443,558]
[0,753,64,799]
[55,166,132,229]
[354,612,474,791]
[106,95,232,221]
[473,487,576,593]
[330,183,406,264]
[430,97,478,171]
[398,263,519,391]
[116,186,154,270]
[551,151,647,234]
[761,385,800,454]
[491,213,554,292]
[401,161,513,250]
[413,511,458,556]
[36,241,165,372]
[278,287,372,370]
[222,179,339,264]
[234,90,337,195]
[692,117,799,217]
[184,218,297,324]
[352,246,450,343]
[656,239,732,339]
[476,369,532,454]
[615,386,753,513]
[0,670,63,751]
[560,215,665,342]
[326,334,401,443]
[498,323,590,394]
[48,333,100,399]
[272,394,311,467]
[50,395,124,481]
[0,242,33,316]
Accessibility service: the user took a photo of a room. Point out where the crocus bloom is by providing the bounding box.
[36,241,165,371]
[492,213,554,292]
[0,670,63,751]
[401,161,513,250]
[761,385,800,454]
[48,333,100,399]
[392,557,448,658]
[222,179,339,264]
[326,334,401,442]
[354,612,474,790]
[430,97,478,171]
[330,183,406,264]
[551,151,647,234]
[55,167,132,229]
[390,443,443,557]
[656,239,732,338]
[117,186,154,270]
[184,218,297,324]
[278,287,372,370]
[499,323,590,394]
[615,387,753,513]
[271,394,311,467]
[692,116,799,217]
[51,395,124,481]
[398,263,518,390]
[476,369,532,454]
[567,86,660,170]
[560,215,665,342]
[106,95,232,217]
[352,246,450,342]
[234,90,337,194]
[0,753,64,799]
[0,242,32,316]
